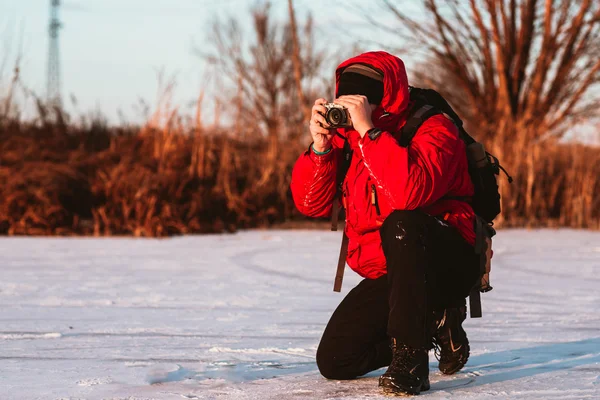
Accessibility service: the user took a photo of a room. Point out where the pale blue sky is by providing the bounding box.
[1,0,391,123]
[1,0,597,143]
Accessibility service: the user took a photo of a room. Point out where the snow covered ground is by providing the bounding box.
[1,229,599,400]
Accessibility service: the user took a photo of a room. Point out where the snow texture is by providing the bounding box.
[1,229,599,399]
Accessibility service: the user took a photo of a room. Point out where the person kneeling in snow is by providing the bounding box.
[290,51,480,396]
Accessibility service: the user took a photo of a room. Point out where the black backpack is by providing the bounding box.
[331,87,513,317]
[399,87,513,222]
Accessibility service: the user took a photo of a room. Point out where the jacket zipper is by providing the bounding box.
[371,184,381,216]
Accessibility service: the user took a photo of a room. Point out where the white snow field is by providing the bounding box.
[1,229,599,400]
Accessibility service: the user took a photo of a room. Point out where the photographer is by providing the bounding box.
[290,51,480,396]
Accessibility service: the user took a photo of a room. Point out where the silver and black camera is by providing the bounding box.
[322,103,352,128]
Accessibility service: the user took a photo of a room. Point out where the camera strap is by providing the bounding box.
[333,232,349,292]
[331,138,353,291]
[330,138,353,231]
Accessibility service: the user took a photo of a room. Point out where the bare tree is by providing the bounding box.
[366,0,600,224]
[371,0,600,144]
[201,1,326,219]
[288,0,312,123]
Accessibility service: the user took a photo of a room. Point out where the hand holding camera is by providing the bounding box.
[310,98,335,153]
[310,95,376,151]
[333,95,375,138]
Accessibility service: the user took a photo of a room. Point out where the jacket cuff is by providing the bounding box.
[305,143,335,164]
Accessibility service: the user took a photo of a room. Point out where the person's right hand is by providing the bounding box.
[309,98,334,153]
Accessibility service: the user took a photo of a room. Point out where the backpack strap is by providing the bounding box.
[407,87,478,146]
[398,104,442,147]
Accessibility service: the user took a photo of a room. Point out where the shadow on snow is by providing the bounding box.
[439,337,600,391]
[147,337,600,389]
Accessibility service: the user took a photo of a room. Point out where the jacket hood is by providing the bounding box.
[335,51,410,135]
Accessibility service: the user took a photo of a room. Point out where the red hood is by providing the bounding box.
[335,51,410,138]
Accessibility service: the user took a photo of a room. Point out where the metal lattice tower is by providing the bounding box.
[47,0,62,108]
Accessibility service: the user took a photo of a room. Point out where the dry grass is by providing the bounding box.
[0,107,297,236]
[1,107,598,236]
[495,140,600,229]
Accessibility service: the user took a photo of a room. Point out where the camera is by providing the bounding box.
[322,103,352,128]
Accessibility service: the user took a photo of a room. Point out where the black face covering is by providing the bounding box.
[337,64,384,105]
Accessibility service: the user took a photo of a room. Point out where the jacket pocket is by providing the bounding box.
[371,184,381,216]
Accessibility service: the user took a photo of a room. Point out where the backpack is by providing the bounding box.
[331,87,513,318]
[399,87,513,222]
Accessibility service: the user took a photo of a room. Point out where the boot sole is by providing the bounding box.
[380,380,430,396]
[439,341,470,375]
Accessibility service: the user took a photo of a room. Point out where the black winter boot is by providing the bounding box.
[379,339,430,396]
[432,305,470,375]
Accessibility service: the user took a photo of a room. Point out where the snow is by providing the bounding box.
[1,229,599,399]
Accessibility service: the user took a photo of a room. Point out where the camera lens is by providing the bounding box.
[327,108,344,125]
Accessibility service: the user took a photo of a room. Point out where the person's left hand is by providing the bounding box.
[334,95,375,138]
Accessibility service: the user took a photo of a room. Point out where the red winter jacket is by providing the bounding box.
[291,51,476,279]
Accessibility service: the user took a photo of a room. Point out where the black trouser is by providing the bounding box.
[316,210,480,380]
